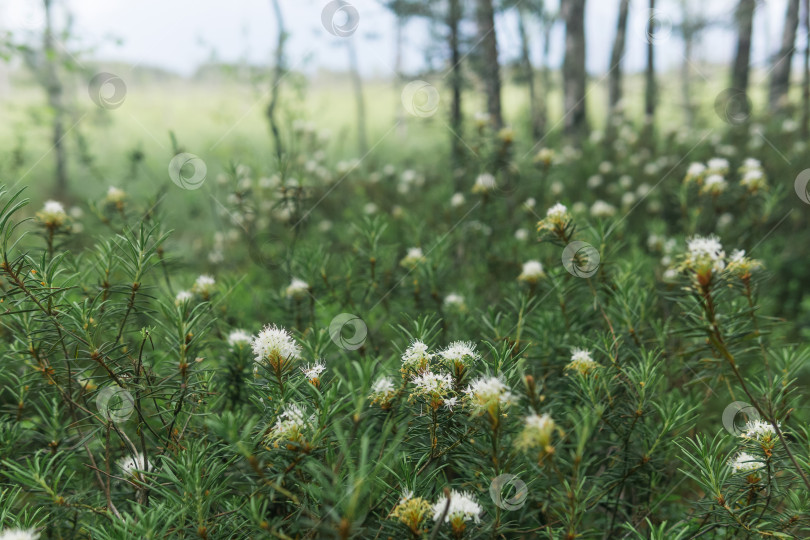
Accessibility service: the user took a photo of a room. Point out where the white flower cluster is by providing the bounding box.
[0,529,39,540]
[741,419,777,443]
[227,329,253,348]
[285,278,309,300]
[438,341,479,371]
[565,348,598,375]
[464,376,514,413]
[432,489,482,525]
[729,451,764,474]
[518,260,545,284]
[401,340,433,374]
[251,324,301,371]
[118,452,148,479]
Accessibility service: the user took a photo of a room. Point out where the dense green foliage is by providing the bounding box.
[1,116,810,539]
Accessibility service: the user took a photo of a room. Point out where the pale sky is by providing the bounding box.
[1,0,801,77]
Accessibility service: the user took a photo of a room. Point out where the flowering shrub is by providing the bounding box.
[1,122,809,540]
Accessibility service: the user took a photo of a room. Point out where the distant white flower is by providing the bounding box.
[363,202,378,214]
[684,162,706,184]
[700,174,727,195]
[566,348,598,375]
[450,192,466,207]
[514,228,529,241]
[518,412,556,450]
[285,278,309,300]
[464,376,514,413]
[400,247,426,269]
[227,329,252,347]
[252,324,301,372]
[37,200,67,226]
[472,173,496,194]
[523,197,536,210]
[742,158,761,169]
[707,158,729,172]
[590,200,617,218]
[175,290,193,305]
[0,529,39,540]
[740,169,767,192]
[518,260,545,284]
[192,275,216,298]
[587,175,603,189]
[729,452,764,473]
[546,203,568,221]
[432,489,482,526]
[106,186,126,204]
[443,293,466,311]
[369,376,397,407]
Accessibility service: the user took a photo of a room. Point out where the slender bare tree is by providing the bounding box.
[475,0,502,128]
[644,0,657,135]
[802,0,810,138]
[516,4,540,138]
[730,0,756,105]
[608,0,631,122]
[42,0,67,197]
[267,0,286,161]
[562,0,587,140]
[769,0,801,112]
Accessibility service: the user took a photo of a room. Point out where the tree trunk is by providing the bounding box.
[475,0,502,128]
[267,0,286,161]
[644,0,656,128]
[538,18,552,138]
[517,5,539,139]
[448,0,464,177]
[562,0,587,141]
[768,0,800,112]
[43,0,67,197]
[394,15,406,137]
[347,39,367,155]
[730,0,755,104]
[681,29,695,128]
[608,0,630,118]
[802,0,810,139]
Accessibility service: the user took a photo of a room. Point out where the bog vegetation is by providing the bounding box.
[1,0,810,539]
